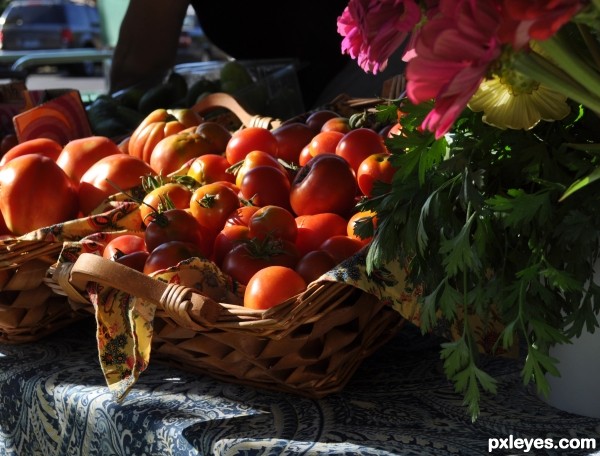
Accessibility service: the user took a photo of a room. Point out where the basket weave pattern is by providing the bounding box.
[151,282,403,397]
[59,250,410,400]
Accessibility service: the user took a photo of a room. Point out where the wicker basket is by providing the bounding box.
[57,251,406,399]
[0,237,88,343]
[0,201,143,343]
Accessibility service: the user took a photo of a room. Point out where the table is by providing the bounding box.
[1,318,599,456]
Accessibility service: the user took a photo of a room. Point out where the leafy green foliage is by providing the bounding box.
[361,98,600,421]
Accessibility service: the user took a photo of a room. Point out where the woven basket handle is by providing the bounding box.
[68,253,221,327]
[191,92,282,130]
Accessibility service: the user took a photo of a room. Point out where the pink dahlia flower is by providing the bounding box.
[337,0,422,74]
[405,0,503,138]
[498,0,585,49]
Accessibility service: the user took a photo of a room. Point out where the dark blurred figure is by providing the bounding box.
[109,0,404,109]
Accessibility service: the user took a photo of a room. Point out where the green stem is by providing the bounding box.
[461,203,473,348]
[512,51,600,114]
[577,24,600,70]
[535,33,600,97]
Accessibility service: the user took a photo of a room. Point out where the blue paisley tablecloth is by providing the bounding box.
[1,319,599,456]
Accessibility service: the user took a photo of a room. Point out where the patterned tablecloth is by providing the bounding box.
[1,318,599,456]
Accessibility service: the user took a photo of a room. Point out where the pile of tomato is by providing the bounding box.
[0,106,399,311]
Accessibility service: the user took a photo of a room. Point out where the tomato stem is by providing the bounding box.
[197,193,217,209]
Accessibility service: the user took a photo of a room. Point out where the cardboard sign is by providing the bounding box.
[13,89,92,145]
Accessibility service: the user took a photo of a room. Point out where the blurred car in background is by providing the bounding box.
[0,0,102,75]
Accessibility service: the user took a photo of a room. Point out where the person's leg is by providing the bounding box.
[109,0,189,93]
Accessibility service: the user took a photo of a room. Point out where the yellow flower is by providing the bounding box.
[467,73,571,130]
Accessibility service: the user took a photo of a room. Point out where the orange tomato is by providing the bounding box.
[320,117,351,134]
[140,182,193,226]
[225,127,278,166]
[0,154,78,234]
[234,150,288,188]
[335,128,389,173]
[356,152,396,197]
[187,154,235,185]
[78,154,156,215]
[294,212,348,256]
[128,108,202,163]
[243,265,307,310]
[347,210,378,244]
[189,181,241,233]
[307,130,344,157]
[149,131,214,175]
[0,137,63,166]
[56,136,123,184]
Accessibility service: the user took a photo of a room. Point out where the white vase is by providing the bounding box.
[544,328,600,418]
[543,254,600,418]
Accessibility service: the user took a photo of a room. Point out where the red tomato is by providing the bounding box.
[295,212,349,256]
[140,182,193,226]
[307,130,344,157]
[357,152,396,197]
[225,127,278,165]
[116,250,150,272]
[102,234,147,260]
[224,205,260,227]
[78,154,156,215]
[149,131,215,175]
[144,208,211,256]
[194,121,232,154]
[221,238,300,285]
[289,154,358,217]
[319,235,364,264]
[56,136,123,184]
[298,145,312,166]
[347,210,378,244]
[247,205,297,242]
[143,240,206,275]
[189,182,241,233]
[234,150,288,188]
[0,137,63,166]
[244,266,307,310]
[295,250,337,284]
[335,128,389,173]
[0,154,78,235]
[212,224,250,267]
[305,110,340,133]
[271,122,314,165]
[187,154,235,185]
[239,166,292,210]
[321,117,351,134]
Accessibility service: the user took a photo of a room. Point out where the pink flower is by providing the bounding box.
[337,0,422,74]
[498,0,585,49]
[405,0,502,138]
